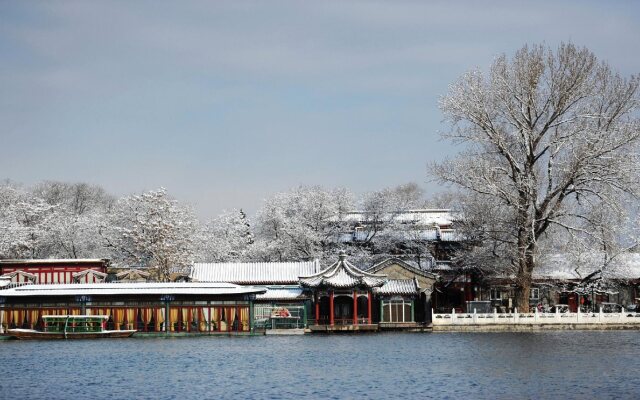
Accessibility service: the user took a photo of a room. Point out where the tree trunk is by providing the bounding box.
[514,245,535,312]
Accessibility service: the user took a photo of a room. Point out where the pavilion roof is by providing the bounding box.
[299,252,387,289]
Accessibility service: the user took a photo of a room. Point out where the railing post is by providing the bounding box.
[599,307,603,323]
[451,308,456,324]
[473,308,477,324]
[514,307,518,323]
[534,307,539,323]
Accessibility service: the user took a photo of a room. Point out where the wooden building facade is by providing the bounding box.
[0,282,265,335]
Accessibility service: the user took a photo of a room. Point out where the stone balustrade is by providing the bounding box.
[432,307,640,326]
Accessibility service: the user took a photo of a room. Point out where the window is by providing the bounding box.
[490,289,502,300]
[530,288,539,300]
[381,299,412,323]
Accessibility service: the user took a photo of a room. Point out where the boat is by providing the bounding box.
[7,315,136,340]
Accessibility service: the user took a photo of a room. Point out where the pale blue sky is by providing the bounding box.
[1,1,639,218]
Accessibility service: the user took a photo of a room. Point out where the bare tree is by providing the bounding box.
[432,43,640,309]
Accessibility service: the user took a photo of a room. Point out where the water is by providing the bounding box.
[1,332,639,399]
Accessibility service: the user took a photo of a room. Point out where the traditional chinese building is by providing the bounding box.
[0,259,109,284]
[190,253,437,332]
[367,258,437,324]
[0,282,265,335]
[190,260,320,331]
[300,252,386,332]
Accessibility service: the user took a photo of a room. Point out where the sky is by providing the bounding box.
[1,1,639,219]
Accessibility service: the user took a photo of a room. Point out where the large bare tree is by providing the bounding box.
[432,43,640,309]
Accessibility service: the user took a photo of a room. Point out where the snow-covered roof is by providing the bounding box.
[299,252,387,288]
[0,259,108,265]
[115,268,151,279]
[255,286,308,301]
[367,257,438,279]
[341,209,455,226]
[430,260,454,271]
[0,282,266,297]
[72,269,108,279]
[374,279,420,295]
[534,253,640,280]
[190,260,321,284]
[0,270,37,281]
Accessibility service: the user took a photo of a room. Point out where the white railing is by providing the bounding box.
[432,307,640,326]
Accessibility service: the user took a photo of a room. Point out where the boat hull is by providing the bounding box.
[7,329,136,340]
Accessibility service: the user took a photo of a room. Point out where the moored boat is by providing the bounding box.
[7,315,136,339]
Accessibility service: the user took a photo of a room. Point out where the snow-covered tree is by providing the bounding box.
[0,182,58,259]
[432,43,640,308]
[33,181,113,258]
[253,186,353,262]
[198,209,254,262]
[353,183,429,263]
[102,188,198,281]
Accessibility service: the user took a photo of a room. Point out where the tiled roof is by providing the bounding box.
[0,282,266,297]
[341,209,455,226]
[374,279,419,295]
[299,253,387,288]
[190,260,321,284]
[0,259,108,264]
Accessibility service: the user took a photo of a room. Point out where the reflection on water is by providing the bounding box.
[1,332,639,399]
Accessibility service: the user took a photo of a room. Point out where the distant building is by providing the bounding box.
[433,253,640,313]
[338,209,461,268]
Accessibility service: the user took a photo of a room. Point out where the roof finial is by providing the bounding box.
[338,250,347,261]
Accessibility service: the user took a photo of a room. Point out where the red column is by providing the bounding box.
[315,292,320,324]
[367,292,372,325]
[329,291,335,326]
[353,291,358,325]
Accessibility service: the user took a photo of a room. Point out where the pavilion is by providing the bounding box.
[299,251,387,332]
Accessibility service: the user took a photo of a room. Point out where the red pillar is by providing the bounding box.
[353,291,358,325]
[367,292,372,325]
[329,291,335,326]
[315,292,320,324]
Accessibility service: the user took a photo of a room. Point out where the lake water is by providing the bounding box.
[1,331,639,399]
